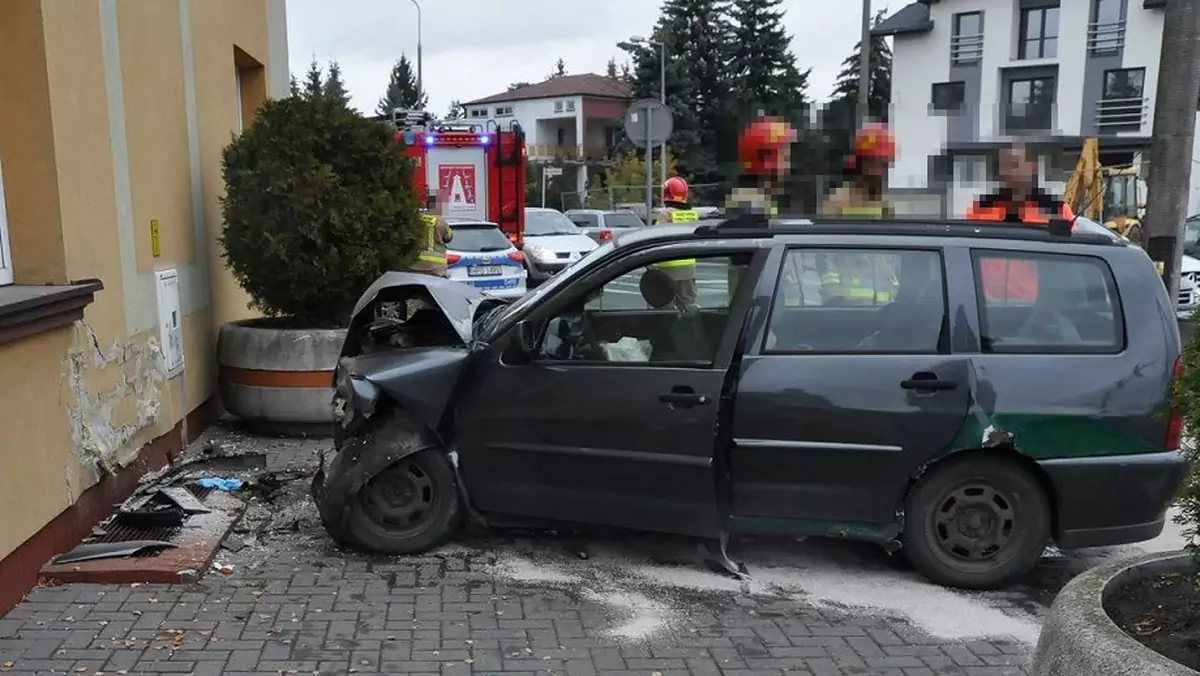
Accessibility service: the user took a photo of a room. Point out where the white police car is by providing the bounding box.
[445,219,527,298]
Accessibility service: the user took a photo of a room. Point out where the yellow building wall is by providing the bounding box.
[0,0,283,561]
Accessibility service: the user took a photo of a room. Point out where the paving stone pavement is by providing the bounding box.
[0,428,1037,676]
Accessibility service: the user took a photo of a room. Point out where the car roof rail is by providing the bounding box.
[695,214,1104,243]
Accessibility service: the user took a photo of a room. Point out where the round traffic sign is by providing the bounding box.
[623,98,674,148]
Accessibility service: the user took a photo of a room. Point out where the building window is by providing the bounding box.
[950,12,984,64]
[1005,76,1056,133]
[469,108,488,118]
[554,100,564,113]
[1089,0,1125,54]
[566,100,576,112]
[495,106,513,117]
[234,65,244,133]
[1019,6,1059,59]
[1098,67,1147,131]
[931,81,966,112]
[0,156,11,286]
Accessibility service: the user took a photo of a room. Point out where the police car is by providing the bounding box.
[444,219,527,298]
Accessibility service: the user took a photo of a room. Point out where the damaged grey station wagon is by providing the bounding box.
[313,213,1187,590]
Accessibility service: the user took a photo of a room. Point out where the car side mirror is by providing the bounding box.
[514,320,538,355]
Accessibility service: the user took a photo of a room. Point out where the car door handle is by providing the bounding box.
[900,374,957,391]
[659,391,711,406]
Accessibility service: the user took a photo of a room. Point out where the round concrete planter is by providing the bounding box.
[1032,550,1198,676]
[217,319,346,436]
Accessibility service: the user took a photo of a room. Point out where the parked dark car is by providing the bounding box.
[313,214,1185,590]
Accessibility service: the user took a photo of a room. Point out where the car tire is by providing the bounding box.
[902,454,1050,590]
[344,448,462,555]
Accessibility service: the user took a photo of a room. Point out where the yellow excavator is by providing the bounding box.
[1064,138,1146,245]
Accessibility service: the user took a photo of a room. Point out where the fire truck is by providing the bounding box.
[386,110,528,244]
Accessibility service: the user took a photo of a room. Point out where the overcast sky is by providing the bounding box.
[286,0,886,116]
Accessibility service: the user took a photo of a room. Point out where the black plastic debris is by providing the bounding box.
[52,540,177,565]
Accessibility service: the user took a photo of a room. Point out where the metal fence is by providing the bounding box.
[560,183,728,212]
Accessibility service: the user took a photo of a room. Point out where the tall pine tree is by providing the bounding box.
[728,0,809,122]
[324,61,351,106]
[377,55,427,116]
[445,100,464,120]
[548,58,567,79]
[605,58,620,79]
[302,59,324,100]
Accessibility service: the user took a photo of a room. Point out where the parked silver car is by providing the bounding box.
[563,209,646,243]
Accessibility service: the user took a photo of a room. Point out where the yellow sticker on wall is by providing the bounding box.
[150,219,161,257]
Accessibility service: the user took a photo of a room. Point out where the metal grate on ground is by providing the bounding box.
[86,484,215,552]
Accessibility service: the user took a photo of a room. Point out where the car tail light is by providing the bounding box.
[599,229,614,241]
[446,253,461,264]
[1167,357,1184,450]
[508,251,524,263]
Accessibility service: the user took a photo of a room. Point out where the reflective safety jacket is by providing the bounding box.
[819,267,897,304]
[820,184,892,219]
[411,212,453,276]
[965,189,1076,301]
[651,205,698,274]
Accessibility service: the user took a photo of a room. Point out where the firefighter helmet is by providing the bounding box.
[662,176,689,203]
[739,117,797,177]
[853,122,896,161]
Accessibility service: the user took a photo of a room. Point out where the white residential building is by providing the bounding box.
[463,74,632,197]
[874,0,1200,216]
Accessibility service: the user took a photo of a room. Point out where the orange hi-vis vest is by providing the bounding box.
[966,189,1076,301]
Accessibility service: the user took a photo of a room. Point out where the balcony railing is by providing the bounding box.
[1095,97,1147,131]
[950,33,984,65]
[1087,20,1125,53]
[1001,102,1056,135]
[528,144,618,162]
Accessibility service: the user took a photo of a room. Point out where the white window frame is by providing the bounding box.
[234,66,244,133]
[0,156,12,286]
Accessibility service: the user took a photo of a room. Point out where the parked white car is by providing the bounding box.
[521,208,598,284]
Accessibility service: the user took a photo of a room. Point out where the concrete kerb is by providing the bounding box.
[217,319,346,435]
[1032,550,1199,676]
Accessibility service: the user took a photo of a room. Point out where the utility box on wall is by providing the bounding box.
[155,269,184,377]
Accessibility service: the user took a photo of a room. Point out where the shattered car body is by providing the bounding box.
[313,217,1187,590]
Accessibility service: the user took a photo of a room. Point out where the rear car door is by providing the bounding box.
[454,242,767,537]
[730,240,973,525]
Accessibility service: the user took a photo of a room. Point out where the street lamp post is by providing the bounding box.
[623,36,668,190]
[409,0,423,106]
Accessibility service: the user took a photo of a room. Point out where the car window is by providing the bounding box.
[603,212,645,228]
[567,213,600,228]
[765,249,946,353]
[448,225,512,252]
[535,254,751,365]
[972,251,1122,353]
[526,210,583,236]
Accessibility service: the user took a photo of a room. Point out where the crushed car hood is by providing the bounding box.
[351,271,490,344]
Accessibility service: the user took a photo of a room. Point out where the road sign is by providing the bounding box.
[543,166,563,177]
[623,98,673,149]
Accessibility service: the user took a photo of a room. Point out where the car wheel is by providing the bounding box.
[902,455,1049,590]
[344,449,461,555]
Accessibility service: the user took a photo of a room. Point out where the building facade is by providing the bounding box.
[0,0,287,611]
[463,74,632,199]
[875,0,1200,216]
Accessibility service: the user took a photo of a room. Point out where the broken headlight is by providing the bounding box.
[331,364,379,432]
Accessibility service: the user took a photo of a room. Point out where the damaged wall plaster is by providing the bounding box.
[62,321,169,493]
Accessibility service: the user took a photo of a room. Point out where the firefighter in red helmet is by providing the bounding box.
[652,176,700,310]
[725,116,797,216]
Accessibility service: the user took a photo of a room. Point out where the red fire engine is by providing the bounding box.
[388,111,528,244]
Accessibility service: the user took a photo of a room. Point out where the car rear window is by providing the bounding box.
[971,251,1123,353]
[568,213,600,228]
[603,212,644,228]
[449,225,513,252]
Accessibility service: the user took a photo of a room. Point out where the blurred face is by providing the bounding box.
[772,144,792,181]
[859,156,890,178]
[998,145,1036,191]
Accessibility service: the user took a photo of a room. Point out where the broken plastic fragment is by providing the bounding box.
[195,477,244,491]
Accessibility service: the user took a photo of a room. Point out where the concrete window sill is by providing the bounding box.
[0,280,104,347]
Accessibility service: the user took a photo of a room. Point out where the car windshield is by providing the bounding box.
[526,210,583,236]
[448,224,512,252]
[1185,217,1200,253]
[603,211,644,228]
[485,240,617,335]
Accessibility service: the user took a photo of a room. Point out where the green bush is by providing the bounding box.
[1176,315,1200,552]
[219,94,422,327]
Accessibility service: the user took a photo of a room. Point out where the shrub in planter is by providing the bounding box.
[1097,319,1200,670]
[216,92,422,431]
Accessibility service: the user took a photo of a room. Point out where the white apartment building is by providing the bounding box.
[463,74,631,196]
[874,0,1200,216]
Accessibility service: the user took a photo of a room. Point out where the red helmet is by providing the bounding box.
[662,176,689,203]
[853,122,896,161]
[739,117,797,177]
